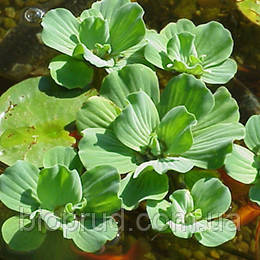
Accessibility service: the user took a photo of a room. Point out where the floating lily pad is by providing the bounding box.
[0,77,96,167]
[237,0,260,26]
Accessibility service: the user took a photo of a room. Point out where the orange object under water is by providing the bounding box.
[73,241,147,260]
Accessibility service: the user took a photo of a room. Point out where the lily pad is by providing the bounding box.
[0,77,96,167]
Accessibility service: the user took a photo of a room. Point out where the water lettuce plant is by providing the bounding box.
[0,146,121,252]
[41,0,146,89]
[225,115,260,205]
[144,19,237,84]
[0,0,249,254]
[147,178,236,247]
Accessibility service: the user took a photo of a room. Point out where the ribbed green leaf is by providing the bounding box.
[79,17,109,50]
[0,161,40,213]
[245,115,260,155]
[191,178,231,219]
[37,165,82,210]
[109,3,145,54]
[195,219,236,247]
[194,87,240,131]
[78,128,137,174]
[134,157,194,178]
[159,74,214,120]
[76,96,121,131]
[183,123,245,169]
[160,19,196,40]
[101,64,160,108]
[43,146,81,171]
[120,171,168,210]
[201,58,237,84]
[225,144,258,184]
[68,217,118,253]
[157,106,196,155]
[41,8,80,56]
[2,216,46,252]
[81,166,121,215]
[195,21,233,67]
[49,55,94,89]
[113,91,160,151]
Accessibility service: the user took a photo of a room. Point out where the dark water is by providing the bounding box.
[0,0,260,259]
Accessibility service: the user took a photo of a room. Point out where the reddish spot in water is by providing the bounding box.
[219,168,250,200]
[69,130,82,148]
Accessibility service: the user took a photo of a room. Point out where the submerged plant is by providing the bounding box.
[147,178,236,247]
[144,19,237,84]
[41,0,146,89]
[0,146,121,252]
[225,115,260,205]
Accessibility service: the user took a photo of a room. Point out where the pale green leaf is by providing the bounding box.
[2,216,46,252]
[191,178,231,219]
[159,73,214,120]
[49,54,94,89]
[195,219,236,247]
[41,8,80,56]
[76,96,121,131]
[119,171,168,210]
[0,160,40,213]
[81,166,121,215]
[37,165,82,210]
[245,115,260,155]
[78,128,137,174]
[157,106,196,155]
[225,144,258,184]
[100,64,160,108]
[113,91,160,151]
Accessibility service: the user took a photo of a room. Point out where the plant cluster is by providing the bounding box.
[0,0,256,255]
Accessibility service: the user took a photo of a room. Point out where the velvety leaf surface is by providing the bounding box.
[201,58,237,84]
[113,92,160,151]
[184,123,245,169]
[157,106,196,155]
[249,182,260,206]
[37,165,82,210]
[109,3,145,54]
[194,21,233,67]
[79,17,109,50]
[225,144,258,184]
[245,115,260,155]
[68,217,118,253]
[0,77,96,166]
[2,216,46,252]
[79,128,137,174]
[195,219,236,247]
[159,74,214,120]
[43,146,81,171]
[0,160,40,213]
[49,55,93,89]
[191,178,231,219]
[194,87,240,131]
[119,171,168,210]
[41,8,80,56]
[76,96,121,131]
[100,64,160,108]
[81,166,121,215]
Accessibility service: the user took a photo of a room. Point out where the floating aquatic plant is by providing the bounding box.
[0,146,121,252]
[225,115,260,205]
[147,178,236,247]
[144,19,237,84]
[41,0,146,89]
